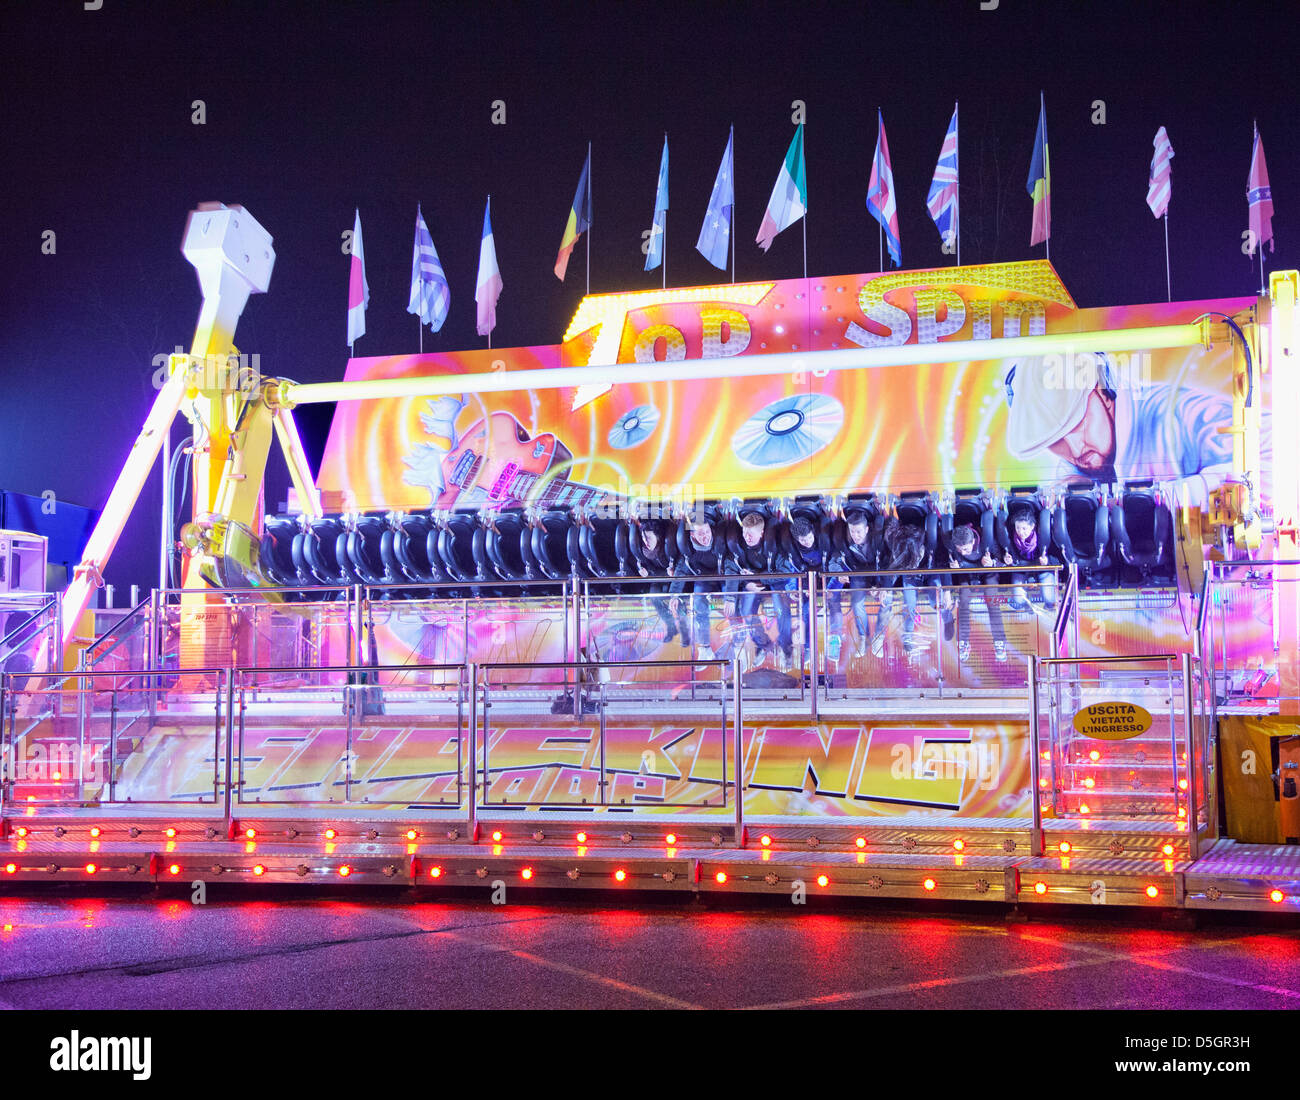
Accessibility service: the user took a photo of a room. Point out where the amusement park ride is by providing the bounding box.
[1,201,1298,914]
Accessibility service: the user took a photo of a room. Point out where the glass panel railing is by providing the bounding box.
[232,664,467,808]
[1,668,227,809]
[479,659,732,810]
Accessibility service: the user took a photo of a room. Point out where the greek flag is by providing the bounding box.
[407,205,450,332]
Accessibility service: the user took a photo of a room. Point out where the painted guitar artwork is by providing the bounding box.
[433,411,609,513]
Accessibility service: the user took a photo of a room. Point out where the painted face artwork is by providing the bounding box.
[1047,386,1117,473]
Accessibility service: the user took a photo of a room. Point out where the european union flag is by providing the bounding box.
[696,127,733,270]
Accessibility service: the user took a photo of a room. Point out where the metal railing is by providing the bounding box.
[1,667,228,808]
[477,659,737,811]
[1028,652,1212,856]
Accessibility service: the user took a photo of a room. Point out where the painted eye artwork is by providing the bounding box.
[731,393,844,467]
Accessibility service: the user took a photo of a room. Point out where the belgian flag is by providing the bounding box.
[1027,93,1050,247]
[555,148,592,281]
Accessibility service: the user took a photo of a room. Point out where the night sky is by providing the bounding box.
[2,0,1295,591]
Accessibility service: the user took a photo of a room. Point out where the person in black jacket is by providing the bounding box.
[673,516,733,660]
[730,512,787,669]
[946,523,1008,662]
[783,517,843,663]
[1003,510,1058,611]
[829,509,888,658]
[634,519,680,643]
[879,516,930,641]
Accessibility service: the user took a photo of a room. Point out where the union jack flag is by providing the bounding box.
[926,104,959,251]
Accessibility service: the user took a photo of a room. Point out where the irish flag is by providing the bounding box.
[756,125,806,251]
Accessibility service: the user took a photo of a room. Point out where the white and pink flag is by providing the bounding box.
[346,208,369,347]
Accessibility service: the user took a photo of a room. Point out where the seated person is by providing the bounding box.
[880,516,930,643]
[634,519,680,643]
[784,516,844,663]
[946,523,1008,663]
[729,512,788,669]
[1003,510,1058,611]
[674,515,733,661]
[830,509,888,658]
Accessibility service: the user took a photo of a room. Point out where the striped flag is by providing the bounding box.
[1146,126,1174,219]
[696,127,734,269]
[1248,125,1275,255]
[645,136,669,272]
[866,110,901,267]
[555,149,592,280]
[926,104,959,250]
[756,124,806,251]
[1027,94,1050,247]
[407,205,450,333]
[476,197,503,337]
[346,208,369,347]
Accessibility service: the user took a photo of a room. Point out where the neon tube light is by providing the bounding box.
[281,320,1212,407]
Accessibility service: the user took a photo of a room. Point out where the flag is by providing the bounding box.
[346,208,369,346]
[645,136,669,272]
[1146,126,1174,219]
[476,197,503,337]
[756,124,806,251]
[407,205,450,333]
[1248,125,1275,255]
[926,104,959,250]
[866,110,901,267]
[1027,94,1050,246]
[554,149,592,280]
[696,127,734,269]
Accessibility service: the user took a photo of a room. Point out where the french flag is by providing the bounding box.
[476,196,503,337]
[346,208,369,348]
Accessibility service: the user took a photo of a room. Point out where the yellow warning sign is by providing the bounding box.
[1072,702,1153,740]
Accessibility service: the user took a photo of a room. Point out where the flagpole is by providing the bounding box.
[955,101,961,267]
[1170,211,1180,304]
[586,141,592,298]
[663,210,667,290]
[730,125,736,286]
[1042,92,1050,264]
[878,223,883,274]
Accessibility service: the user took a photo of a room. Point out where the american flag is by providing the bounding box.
[407,205,450,332]
[926,104,959,250]
[1247,125,1274,255]
[866,110,901,267]
[1146,126,1174,219]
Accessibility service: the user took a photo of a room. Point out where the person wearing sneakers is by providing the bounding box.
[1003,510,1058,612]
[784,516,844,664]
[946,523,1008,663]
[675,515,733,662]
[830,509,887,658]
[729,512,784,670]
[634,519,681,644]
[879,516,929,641]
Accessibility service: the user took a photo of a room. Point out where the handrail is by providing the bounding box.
[0,595,57,653]
[85,596,154,667]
